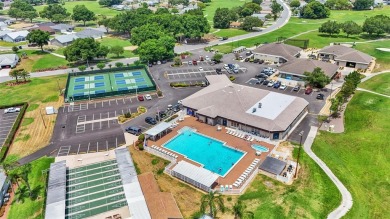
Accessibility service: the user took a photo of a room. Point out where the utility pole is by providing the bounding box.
[40,108,47,129]
[294,131,304,178]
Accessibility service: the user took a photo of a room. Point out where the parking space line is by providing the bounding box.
[106,140,108,151]
[87,142,90,153]
[97,142,99,152]
[77,144,81,154]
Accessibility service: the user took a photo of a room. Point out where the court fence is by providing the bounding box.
[64,65,157,103]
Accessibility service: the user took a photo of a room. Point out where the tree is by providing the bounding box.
[353,0,374,10]
[99,0,121,7]
[330,97,342,116]
[19,69,30,82]
[362,15,390,36]
[12,46,19,53]
[290,0,301,9]
[98,17,111,33]
[97,63,105,70]
[319,20,341,36]
[213,8,233,29]
[110,46,124,58]
[26,29,50,51]
[271,0,283,21]
[40,4,70,23]
[8,0,37,20]
[303,67,331,88]
[0,2,3,10]
[17,163,32,197]
[241,16,263,31]
[138,39,167,62]
[72,5,95,26]
[344,70,361,88]
[173,57,181,66]
[78,65,86,72]
[200,191,225,218]
[23,10,39,22]
[232,200,254,219]
[342,21,362,37]
[252,0,263,4]
[300,1,330,19]
[155,7,170,14]
[130,23,165,46]
[212,53,223,63]
[324,0,352,10]
[64,38,108,65]
[115,62,124,68]
[2,155,20,197]
[181,14,210,39]
[9,69,21,83]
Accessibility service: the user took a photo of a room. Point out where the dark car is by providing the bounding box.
[155,111,167,121]
[255,73,267,79]
[316,93,325,100]
[273,81,281,88]
[162,60,167,64]
[244,58,250,62]
[262,80,270,85]
[246,51,252,56]
[305,87,313,95]
[256,78,265,84]
[125,126,142,136]
[216,68,222,74]
[253,59,260,63]
[137,95,144,101]
[173,104,181,112]
[258,60,264,64]
[148,63,153,67]
[192,60,198,65]
[293,85,300,92]
[222,36,228,40]
[145,117,157,125]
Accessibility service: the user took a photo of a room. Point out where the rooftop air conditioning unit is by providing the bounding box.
[258,103,262,108]
[252,108,256,113]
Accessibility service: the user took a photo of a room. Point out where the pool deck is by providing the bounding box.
[148,117,275,187]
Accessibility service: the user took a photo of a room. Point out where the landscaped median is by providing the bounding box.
[0,102,28,161]
[118,106,147,123]
[170,82,206,87]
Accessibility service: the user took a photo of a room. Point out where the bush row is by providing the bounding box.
[164,114,178,123]
[0,102,28,161]
[170,82,204,87]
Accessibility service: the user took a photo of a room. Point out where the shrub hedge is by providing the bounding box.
[0,102,28,161]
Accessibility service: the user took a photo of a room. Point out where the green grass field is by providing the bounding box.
[359,72,390,95]
[0,74,67,106]
[213,28,248,38]
[8,157,55,219]
[312,91,390,218]
[354,40,390,72]
[240,148,340,218]
[34,1,120,18]
[203,0,244,25]
[12,50,68,72]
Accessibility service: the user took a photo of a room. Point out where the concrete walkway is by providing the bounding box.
[361,70,390,83]
[304,126,353,219]
[356,87,390,98]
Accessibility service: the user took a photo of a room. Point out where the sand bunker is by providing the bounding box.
[376,48,390,52]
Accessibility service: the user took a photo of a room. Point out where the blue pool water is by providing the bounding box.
[164,128,244,176]
[251,144,269,152]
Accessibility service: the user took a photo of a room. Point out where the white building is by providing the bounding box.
[0,54,20,68]
[2,30,29,43]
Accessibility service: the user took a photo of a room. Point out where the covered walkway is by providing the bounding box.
[144,122,172,141]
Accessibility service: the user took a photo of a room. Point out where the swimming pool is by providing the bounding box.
[251,144,269,152]
[164,127,245,177]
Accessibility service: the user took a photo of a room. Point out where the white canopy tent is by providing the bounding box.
[171,161,219,192]
[144,122,172,141]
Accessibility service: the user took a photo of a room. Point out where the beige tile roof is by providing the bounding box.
[253,42,302,61]
[182,75,308,132]
[278,58,339,77]
[319,45,373,64]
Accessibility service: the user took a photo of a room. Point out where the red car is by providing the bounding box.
[138,95,144,101]
[305,87,313,95]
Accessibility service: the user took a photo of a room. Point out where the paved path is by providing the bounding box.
[304,126,353,219]
[356,87,390,98]
[361,70,390,82]
[174,0,291,53]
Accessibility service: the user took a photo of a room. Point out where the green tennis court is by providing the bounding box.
[65,68,155,102]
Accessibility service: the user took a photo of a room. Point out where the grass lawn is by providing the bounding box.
[239,147,340,218]
[359,72,390,95]
[354,40,390,72]
[312,91,390,218]
[212,6,390,53]
[203,0,244,25]
[213,28,249,38]
[34,1,120,17]
[1,75,67,157]
[0,41,26,47]
[8,157,55,219]
[14,50,68,72]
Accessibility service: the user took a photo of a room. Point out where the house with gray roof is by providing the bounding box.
[50,34,79,47]
[182,75,309,140]
[76,28,104,39]
[0,54,19,68]
[277,59,339,86]
[0,22,8,31]
[252,13,268,21]
[50,23,74,33]
[2,30,29,42]
[0,30,11,39]
[50,28,104,46]
[318,45,373,70]
[253,42,302,64]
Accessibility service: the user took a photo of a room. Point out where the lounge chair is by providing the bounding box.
[220,185,224,192]
[240,134,245,139]
[229,185,233,190]
[225,185,229,190]
[226,129,230,134]
[175,155,178,158]
[244,170,250,174]
[233,183,239,187]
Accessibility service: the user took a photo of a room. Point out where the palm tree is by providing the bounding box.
[17,163,32,197]
[200,191,225,218]
[19,69,30,82]
[9,69,20,83]
[232,200,254,219]
[2,155,21,199]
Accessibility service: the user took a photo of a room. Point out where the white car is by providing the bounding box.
[199,67,204,71]
[145,94,152,100]
[205,55,210,61]
[279,84,287,90]
[188,61,192,65]
[267,81,274,87]
[178,100,183,104]
[4,107,20,114]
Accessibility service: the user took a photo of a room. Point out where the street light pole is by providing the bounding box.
[294,131,304,178]
[40,108,47,129]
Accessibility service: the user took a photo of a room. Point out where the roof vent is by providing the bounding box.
[258,103,262,108]
[252,108,256,113]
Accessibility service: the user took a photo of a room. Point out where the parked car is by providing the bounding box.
[167,104,173,111]
[246,51,252,56]
[255,73,267,79]
[4,107,20,114]
[305,87,313,95]
[256,78,265,84]
[205,55,210,61]
[162,60,167,64]
[267,81,274,87]
[222,36,228,40]
[262,80,270,85]
[145,94,152,100]
[137,95,144,101]
[192,60,198,65]
[293,85,300,92]
[156,111,167,121]
[244,58,250,62]
[148,63,153,67]
[273,81,281,88]
[258,60,264,64]
[316,93,325,100]
[125,126,142,136]
[173,104,181,112]
[253,59,260,63]
[145,117,157,125]
[279,84,287,90]
[199,67,204,71]
[188,61,192,65]
[157,61,161,65]
[216,68,222,74]
[223,64,229,70]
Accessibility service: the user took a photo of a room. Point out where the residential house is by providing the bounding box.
[37,22,56,27]
[50,34,79,47]
[0,170,10,207]
[76,28,104,39]
[30,26,56,35]
[2,30,29,42]
[0,18,16,25]
[0,22,8,31]
[317,45,373,70]
[253,42,302,64]
[277,58,339,86]
[0,30,11,40]
[252,13,267,21]
[230,22,242,28]
[0,54,20,68]
[50,28,104,47]
[50,24,74,33]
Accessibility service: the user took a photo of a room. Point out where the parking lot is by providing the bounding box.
[165,67,222,80]
[0,111,19,146]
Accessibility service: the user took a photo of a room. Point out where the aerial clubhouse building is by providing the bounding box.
[318,45,373,70]
[182,75,309,140]
[252,42,302,64]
